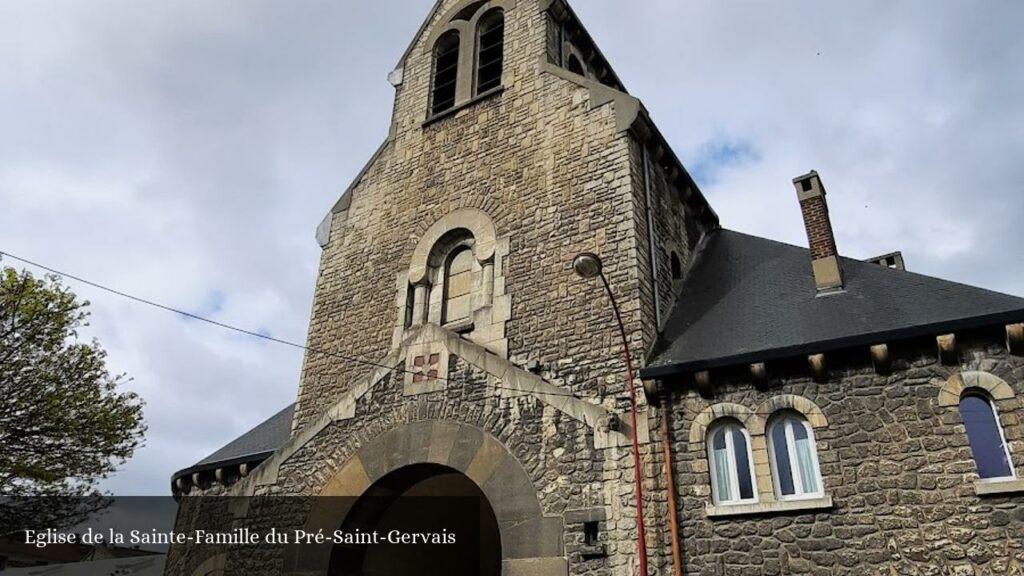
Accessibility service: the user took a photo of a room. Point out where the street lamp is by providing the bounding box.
[572,252,649,576]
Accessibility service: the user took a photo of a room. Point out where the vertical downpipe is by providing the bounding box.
[661,391,684,576]
[642,147,662,329]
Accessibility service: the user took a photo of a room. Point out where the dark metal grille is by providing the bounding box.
[431,32,460,115]
[476,11,504,94]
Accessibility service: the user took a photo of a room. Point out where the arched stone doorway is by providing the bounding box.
[281,421,566,576]
[328,463,501,576]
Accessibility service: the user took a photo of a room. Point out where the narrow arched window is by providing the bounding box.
[767,413,823,499]
[442,247,474,325]
[670,252,682,280]
[960,393,1014,480]
[707,421,757,505]
[475,10,504,94]
[432,31,460,116]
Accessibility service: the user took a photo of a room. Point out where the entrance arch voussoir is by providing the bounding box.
[306,420,564,570]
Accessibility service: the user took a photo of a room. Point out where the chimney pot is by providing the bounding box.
[793,170,844,292]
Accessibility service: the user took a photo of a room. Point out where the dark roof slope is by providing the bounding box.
[642,229,1024,378]
[196,403,295,466]
[172,403,294,481]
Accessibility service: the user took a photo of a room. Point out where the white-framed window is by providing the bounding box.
[707,420,758,505]
[959,392,1015,481]
[767,413,823,500]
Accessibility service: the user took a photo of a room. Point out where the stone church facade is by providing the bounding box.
[168,1,1024,574]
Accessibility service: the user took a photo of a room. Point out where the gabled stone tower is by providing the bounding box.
[295,0,717,431]
[168,1,718,575]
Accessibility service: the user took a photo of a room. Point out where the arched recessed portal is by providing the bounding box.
[328,463,501,576]
[283,422,565,576]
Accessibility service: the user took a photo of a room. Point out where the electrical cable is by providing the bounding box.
[0,249,590,400]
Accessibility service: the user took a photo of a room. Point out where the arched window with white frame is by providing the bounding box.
[960,392,1015,480]
[707,420,757,505]
[767,412,823,499]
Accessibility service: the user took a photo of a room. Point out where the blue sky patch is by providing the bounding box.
[687,138,761,187]
[183,289,226,321]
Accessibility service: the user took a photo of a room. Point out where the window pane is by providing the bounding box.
[476,11,504,93]
[448,249,474,275]
[567,54,584,76]
[960,395,1013,479]
[711,429,732,502]
[771,421,795,496]
[793,422,819,494]
[732,428,754,500]
[447,271,472,298]
[432,32,460,115]
[444,294,470,322]
[444,248,474,323]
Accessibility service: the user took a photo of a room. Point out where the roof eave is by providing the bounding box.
[631,109,720,229]
[169,450,275,486]
[640,308,1024,380]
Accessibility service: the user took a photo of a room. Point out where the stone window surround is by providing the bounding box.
[689,396,834,518]
[423,0,516,121]
[475,9,505,92]
[394,208,511,359]
[936,371,1023,496]
[422,236,492,330]
[430,29,460,116]
[438,241,476,326]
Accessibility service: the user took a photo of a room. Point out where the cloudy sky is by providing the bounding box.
[1,1,1021,495]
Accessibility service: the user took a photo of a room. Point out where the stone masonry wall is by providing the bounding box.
[292,0,662,432]
[626,137,707,352]
[165,354,667,576]
[666,331,1024,575]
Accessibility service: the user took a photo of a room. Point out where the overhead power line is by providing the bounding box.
[0,249,584,400]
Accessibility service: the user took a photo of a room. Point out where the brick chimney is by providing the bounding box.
[793,170,844,292]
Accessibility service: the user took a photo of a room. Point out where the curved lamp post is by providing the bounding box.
[572,252,648,576]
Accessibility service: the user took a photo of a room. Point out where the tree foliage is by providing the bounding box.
[0,264,145,534]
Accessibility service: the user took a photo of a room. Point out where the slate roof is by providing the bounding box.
[171,403,294,481]
[641,229,1024,379]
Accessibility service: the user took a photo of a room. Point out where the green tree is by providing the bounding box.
[0,263,145,534]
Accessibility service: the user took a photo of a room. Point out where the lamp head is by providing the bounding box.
[572,252,603,279]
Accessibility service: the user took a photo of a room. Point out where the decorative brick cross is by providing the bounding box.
[412,353,441,383]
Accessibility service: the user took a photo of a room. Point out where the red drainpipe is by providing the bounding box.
[660,390,683,576]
